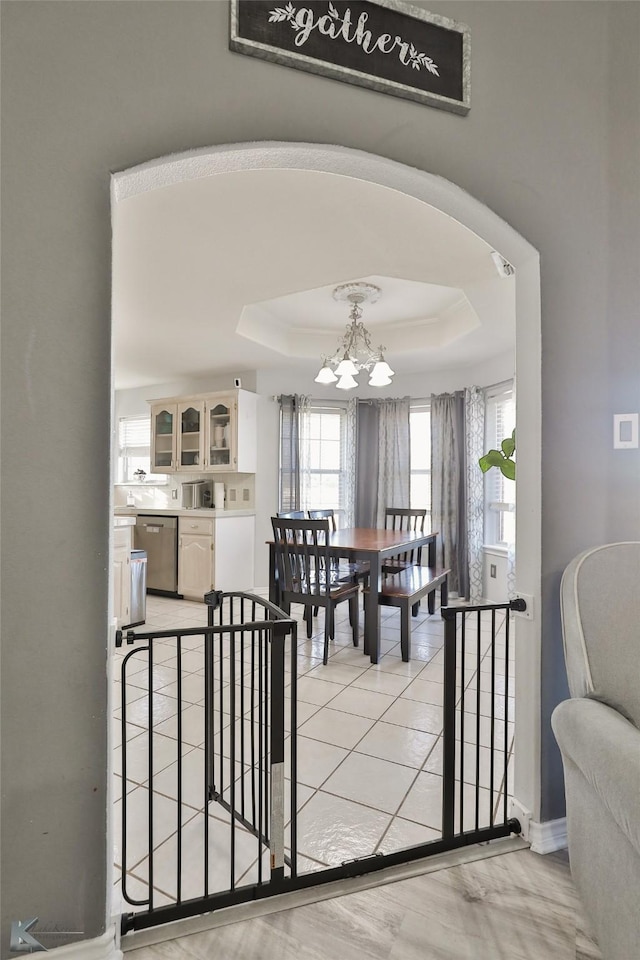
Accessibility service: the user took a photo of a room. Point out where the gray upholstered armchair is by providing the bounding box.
[552,542,640,960]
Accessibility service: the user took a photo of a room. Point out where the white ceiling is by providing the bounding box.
[112,168,515,391]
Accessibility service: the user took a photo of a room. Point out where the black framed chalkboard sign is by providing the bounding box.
[229,0,470,115]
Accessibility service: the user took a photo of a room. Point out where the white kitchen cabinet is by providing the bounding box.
[178,514,255,600]
[206,395,234,471]
[112,524,132,628]
[177,399,205,471]
[178,516,214,599]
[150,402,178,472]
[148,389,256,474]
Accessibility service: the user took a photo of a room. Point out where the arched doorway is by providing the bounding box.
[111,140,541,926]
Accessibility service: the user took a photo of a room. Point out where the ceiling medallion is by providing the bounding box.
[315,282,394,390]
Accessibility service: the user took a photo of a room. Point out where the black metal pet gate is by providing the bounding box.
[115,592,523,937]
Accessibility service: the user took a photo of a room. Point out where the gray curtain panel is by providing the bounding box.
[376,398,411,529]
[431,391,468,597]
[355,401,380,527]
[278,394,303,512]
[355,398,410,527]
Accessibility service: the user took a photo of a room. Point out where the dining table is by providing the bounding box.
[268,527,438,664]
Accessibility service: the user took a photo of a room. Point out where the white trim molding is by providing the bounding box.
[111,138,543,844]
[529,817,568,855]
[42,928,121,960]
[510,798,567,855]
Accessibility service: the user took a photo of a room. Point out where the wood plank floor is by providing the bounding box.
[122,847,602,960]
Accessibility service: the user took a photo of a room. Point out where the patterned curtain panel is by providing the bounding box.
[465,386,485,602]
[278,394,309,512]
[431,391,468,596]
[376,398,411,529]
[342,398,358,527]
[507,377,517,598]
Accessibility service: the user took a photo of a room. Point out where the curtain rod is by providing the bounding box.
[273,379,513,404]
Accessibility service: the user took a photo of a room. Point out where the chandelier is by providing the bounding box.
[315,282,395,390]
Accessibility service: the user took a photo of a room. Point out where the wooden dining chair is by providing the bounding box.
[307,508,337,531]
[308,508,370,612]
[383,507,428,573]
[271,517,359,665]
[277,510,305,519]
[383,507,429,616]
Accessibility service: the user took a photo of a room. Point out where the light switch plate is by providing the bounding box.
[613,413,639,449]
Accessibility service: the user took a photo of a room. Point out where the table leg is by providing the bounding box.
[365,553,381,664]
[269,544,279,607]
[428,535,437,614]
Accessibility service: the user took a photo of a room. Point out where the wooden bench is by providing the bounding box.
[364,566,449,662]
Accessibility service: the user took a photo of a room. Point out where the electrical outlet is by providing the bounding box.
[171,489,178,500]
[490,563,497,579]
[243,488,250,501]
[228,488,237,502]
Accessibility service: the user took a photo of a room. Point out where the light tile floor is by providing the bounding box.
[112,588,515,914]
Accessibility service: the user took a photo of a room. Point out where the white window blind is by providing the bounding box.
[302,405,348,523]
[117,415,166,483]
[119,416,151,458]
[409,403,431,520]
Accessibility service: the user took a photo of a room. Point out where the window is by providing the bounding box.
[410,404,431,522]
[483,387,515,546]
[117,416,164,484]
[301,405,350,523]
[281,399,431,528]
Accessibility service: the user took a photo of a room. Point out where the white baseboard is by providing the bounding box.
[509,799,567,854]
[529,816,568,855]
[44,927,121,960]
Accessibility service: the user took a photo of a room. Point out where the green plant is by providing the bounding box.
[479,429,516,481]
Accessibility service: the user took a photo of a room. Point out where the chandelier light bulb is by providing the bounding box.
[315,364,338,384]
[371,358,394,378]
[336,373,358,390]
[334,356,359,377]
[368,372,392,387]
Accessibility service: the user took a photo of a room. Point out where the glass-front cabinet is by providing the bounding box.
[148,389,256,475]
[178,401,205,471]
[206,397,233,471]
[150,403,177,472]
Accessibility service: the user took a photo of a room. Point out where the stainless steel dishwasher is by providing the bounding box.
[134,515,179,595]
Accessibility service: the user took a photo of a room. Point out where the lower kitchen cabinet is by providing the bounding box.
[178,517,214,599]
[113,523,132,628]
[178,514,255,600]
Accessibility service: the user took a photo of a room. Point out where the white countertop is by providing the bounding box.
[113,516,136,527]
[114,507,255,519]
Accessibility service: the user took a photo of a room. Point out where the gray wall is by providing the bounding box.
[1,1,638,951]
